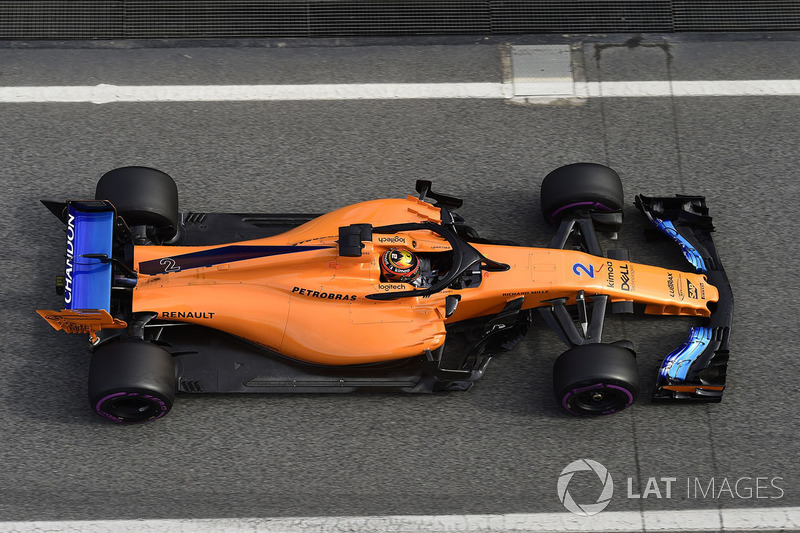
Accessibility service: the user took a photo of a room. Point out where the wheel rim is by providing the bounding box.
[95,391,168,423]
[562,383,633,415]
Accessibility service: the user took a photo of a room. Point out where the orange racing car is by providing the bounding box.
[37,164,733,423]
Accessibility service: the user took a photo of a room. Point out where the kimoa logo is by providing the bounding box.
[557,459,614,516]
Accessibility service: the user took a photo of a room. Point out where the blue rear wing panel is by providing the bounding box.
[65,203,115,312]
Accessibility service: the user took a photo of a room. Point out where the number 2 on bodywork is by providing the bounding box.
[572,262,595,278]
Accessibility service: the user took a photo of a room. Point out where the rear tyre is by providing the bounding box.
[553,343,639,416]
[540,163,624,227]
[95,166,179,241]
[88,341,176,423]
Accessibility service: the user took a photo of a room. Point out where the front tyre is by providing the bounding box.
[553,343,639,416]
[88,341,176,423]
[540,163,624,227]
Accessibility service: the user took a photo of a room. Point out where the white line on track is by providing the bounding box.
[578,79,800,98]
[1,507,799,532]
[1,80,800,103]
[0,83,511,103]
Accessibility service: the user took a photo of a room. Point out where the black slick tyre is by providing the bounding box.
[95,166,179,241]
[88,341,176,423]
[553,343,639,416]
[540,163,624,226]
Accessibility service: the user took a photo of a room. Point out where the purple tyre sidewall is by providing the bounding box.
[94,389,170,424]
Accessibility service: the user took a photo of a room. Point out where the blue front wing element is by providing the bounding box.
[64,205,114,312]
[651,217,707,273]
[659,326,713,382]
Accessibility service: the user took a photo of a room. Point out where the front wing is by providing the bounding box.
[636,195,734,402]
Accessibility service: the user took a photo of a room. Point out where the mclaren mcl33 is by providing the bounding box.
[37,164,732,423]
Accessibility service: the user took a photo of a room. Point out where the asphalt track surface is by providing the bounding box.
[1,34,799,527]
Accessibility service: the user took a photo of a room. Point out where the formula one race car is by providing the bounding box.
[37,164,733,423]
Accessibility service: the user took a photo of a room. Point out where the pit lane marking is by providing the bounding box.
[0,83,512,103]
[1,506,798,532]
[1,79,800,103]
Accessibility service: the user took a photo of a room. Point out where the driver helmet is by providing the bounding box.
[380,248,420,283]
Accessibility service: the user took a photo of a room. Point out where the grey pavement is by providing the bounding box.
[0,34,798,523]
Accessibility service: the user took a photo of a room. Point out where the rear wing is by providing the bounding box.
[64,201,115,310]
[36,201,127,338]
